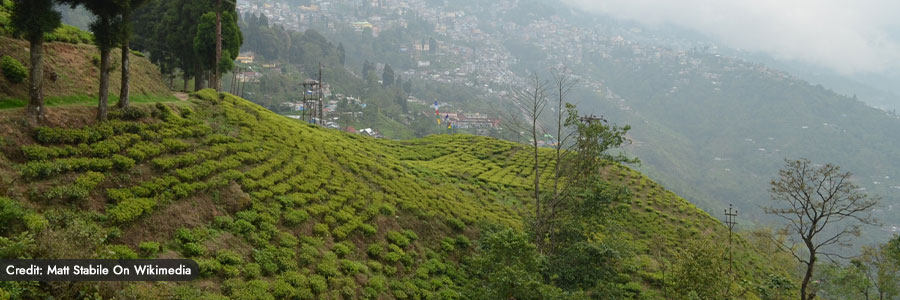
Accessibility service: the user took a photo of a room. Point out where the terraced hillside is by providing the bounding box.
[0,90,792,299]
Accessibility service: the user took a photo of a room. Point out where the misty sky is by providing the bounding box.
[561,0,900,75]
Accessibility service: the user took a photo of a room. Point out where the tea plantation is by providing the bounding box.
[0,90,792,299]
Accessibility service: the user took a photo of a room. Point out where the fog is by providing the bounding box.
[561,0,900,76]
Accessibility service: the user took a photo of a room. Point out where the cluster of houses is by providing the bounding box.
[439,112,501,129]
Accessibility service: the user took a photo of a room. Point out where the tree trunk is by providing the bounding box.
[26,36,45,125]
[213,0,222,91]
[118,40,130,108]
[182,72,189,91]
[533,112,541,250]
[97,47,110,121]
[800,248,816,300]
[194,64,204,91]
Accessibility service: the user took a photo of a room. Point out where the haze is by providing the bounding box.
[562,0,900,76]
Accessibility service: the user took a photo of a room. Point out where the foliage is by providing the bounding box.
[818,235,900,300]
[193,11,241,74]
[9,0,60,42]
[464,228,564,299]
[564,103,638,169]
[668,238,736,299]
[0,55,26,83]
[43,24,92,44]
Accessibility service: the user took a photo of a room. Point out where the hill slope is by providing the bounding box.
[0,90,790,299]
[576,47,900,237]
[0,36,171,106]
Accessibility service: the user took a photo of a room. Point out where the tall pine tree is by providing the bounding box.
[82,0,123,121]
[382,64,394,87]
[10,0,63,125]
[117,0,149,108]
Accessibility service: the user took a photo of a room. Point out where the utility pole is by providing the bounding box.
[318,63,324,126]
[724,204,738,276]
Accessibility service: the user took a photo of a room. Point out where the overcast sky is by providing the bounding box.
[561,0,900,75]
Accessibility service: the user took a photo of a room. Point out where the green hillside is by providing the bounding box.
[0,90,792,299]
[0,36,173,107]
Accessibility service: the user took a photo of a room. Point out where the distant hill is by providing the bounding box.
[574,45,900,241]
[0,36,171,105]
[0,90,792,298]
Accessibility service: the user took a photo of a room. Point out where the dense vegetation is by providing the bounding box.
[0,90,794,299]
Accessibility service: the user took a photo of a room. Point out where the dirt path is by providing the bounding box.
[173,92,189,101]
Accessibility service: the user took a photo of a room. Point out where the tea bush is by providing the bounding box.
[0,55,26,84]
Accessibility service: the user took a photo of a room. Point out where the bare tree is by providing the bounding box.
[507,72,549,250]
[765,158,879,300]
[544,68,578,246]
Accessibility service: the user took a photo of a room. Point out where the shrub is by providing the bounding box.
[217,250,243,265]
[367,243,384,258]
[34,126,108,145]
[107,197,156,223]
[298,244,320,266]
[22,157,114,180]
[403,229,419,241]
[21,145,80,161]
[383,252,402,264]
[313,223,329,236]
[45,24,92,44]
[226,279,273,300]
[455,235,471,249]
[359,223,377,236]
[316,255,341,277]
[386,231,410,248]
[138,241,161,257]
[277,232,299,248]
[282,208,308,226]
[333,242,352,257]
[272,279,298,299]
[1,55,26,84]
[75,171,105,188]
[100,245,138,259]
[309,275,328,293]
[23,213,49,232]
[181,242,206,257]
[197,258,222,277]
[243,263,262,279]
[111,106,149,120]
[214,216,234,229]
[222,265,241,278]
[232,219,255,234]
[91,54,100,67]
[111,154,135,171]
[446,217,465,231]
[339,259,366,275]
[441,238,455,252]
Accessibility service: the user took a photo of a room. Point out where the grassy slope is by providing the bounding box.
[0,90,789,299]
[0,36,172,105]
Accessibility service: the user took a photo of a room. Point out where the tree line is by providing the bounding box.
[8,0,242,125]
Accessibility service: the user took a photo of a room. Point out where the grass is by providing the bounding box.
[0,94,178,110]
[0,36,171,102]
